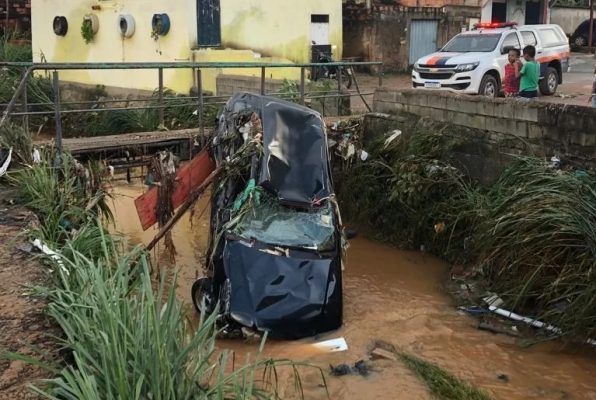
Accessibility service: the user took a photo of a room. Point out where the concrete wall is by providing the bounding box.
[551,6,588,35]
[343,3,480,71]
[373,89,596,181]
[31,0,341,94]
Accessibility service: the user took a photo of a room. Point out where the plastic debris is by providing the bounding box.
[483,294,596,346]
[0,148,12,178]
[384,130,402,148]
[31,238,69,275]
[312,337,348,353]
[32,148,41,164]
[360,149,369,161]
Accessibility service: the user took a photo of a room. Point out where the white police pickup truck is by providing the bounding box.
[411,23,570,97]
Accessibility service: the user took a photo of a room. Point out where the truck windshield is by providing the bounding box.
[441,34,501,52]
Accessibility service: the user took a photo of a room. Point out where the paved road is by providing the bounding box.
[352,53,594,112]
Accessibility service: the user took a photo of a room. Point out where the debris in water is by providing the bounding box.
[370,347,397,361]
[330,360,371,377]
[497,374,510,383]
[312,337,348,353]
[477,321,521,338]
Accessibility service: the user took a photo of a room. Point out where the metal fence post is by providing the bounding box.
[52,71,63,167]
[260,67,266,95]
[300,67,305,106]
[21,69,29,135]
[196,68,204,141]
[158,68,165,129]
[337,65,342,116]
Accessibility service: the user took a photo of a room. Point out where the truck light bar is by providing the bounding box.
[473,22,518,29]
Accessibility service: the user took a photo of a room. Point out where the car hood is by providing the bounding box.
[223,239,342,339]
[417,52,487,66]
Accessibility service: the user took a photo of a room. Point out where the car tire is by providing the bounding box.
[540,66,558,96]
[479,74,499,97]
[191,277,213,314]
[573,35,587,48]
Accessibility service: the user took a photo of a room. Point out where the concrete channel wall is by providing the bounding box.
[371,88,596,182]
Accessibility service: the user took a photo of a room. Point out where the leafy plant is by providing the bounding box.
[81,18,95,44]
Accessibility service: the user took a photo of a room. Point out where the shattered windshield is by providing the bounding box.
[233,197,336,252]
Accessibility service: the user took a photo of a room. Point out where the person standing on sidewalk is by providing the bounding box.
[516,45,540,99]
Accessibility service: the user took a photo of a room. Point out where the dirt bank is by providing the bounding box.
[0,191,59,400]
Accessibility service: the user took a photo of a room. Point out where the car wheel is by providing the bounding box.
[540,67,558,96]
[191,277,213,314]
[574,35,587,47]
[479,74,498,97]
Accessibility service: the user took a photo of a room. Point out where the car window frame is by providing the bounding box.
[500,32,521,53]
[538,28,565,48]
[520,30,538,47]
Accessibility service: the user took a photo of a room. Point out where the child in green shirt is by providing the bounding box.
[516,45,540,98]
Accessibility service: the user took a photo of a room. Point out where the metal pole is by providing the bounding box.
[196,68,204,140]
[337,66,342,116]
[590,0,594,52]
[0,67,33,129]
[260,67,266,95]
[52,71,63,166]
[158,68,165,128]
[21,69,29,135]
[300,67,305,105]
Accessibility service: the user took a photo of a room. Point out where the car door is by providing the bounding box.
[497,32,522,80]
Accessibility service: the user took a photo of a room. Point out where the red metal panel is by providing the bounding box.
[134,150,216,231]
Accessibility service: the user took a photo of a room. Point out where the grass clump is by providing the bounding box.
[477,158,596,339]
[398,352,492,400]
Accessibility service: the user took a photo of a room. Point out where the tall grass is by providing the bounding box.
[478,159,596,339]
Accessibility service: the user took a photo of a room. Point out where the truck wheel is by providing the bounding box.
[540,67,558,96]
[573,35,587,48]
[479,74,498,97]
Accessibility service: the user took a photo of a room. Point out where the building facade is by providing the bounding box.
[31,0,343,93]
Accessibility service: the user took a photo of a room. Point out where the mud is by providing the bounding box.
[0,196,59,400]
[111,182,596,400]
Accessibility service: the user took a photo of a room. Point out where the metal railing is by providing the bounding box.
[0,60,383,156]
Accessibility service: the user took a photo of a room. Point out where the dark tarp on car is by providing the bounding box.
[258,99,331,206]
[223,240,342,339]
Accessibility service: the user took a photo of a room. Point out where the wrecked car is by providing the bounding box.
[191,92,344,340]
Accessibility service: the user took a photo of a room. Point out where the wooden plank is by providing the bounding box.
[134,149,216,231]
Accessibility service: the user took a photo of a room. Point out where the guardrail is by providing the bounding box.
[0,60,383,157]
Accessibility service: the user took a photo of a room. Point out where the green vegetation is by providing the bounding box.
[398,352,492,400]
[80,18,95,44]
[0,122,32,164]
[3,153,322,398]
[337,123,596,341]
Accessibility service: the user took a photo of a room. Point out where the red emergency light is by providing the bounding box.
[473,22,517,29]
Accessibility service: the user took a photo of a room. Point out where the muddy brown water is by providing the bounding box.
[110,182,596,400]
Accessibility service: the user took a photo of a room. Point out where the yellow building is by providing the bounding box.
[31,0,343,94]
